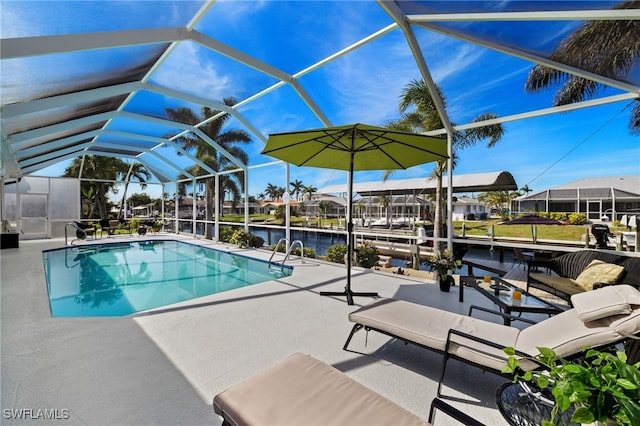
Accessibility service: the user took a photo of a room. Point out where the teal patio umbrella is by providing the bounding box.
[262,123,448,305]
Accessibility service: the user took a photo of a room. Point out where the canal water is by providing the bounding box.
[249,226,510,276]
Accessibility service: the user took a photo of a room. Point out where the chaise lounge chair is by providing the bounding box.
[213,352,483,426]
[343,285,640,397]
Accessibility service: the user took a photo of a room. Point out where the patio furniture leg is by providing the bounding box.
[342,323,363,351]
[428,398,484,426]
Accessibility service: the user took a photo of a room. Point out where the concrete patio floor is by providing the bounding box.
[0,234,551,425]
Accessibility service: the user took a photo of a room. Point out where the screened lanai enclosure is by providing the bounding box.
[1,1,639,243]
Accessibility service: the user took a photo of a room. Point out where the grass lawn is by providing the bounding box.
[219,215,630,243]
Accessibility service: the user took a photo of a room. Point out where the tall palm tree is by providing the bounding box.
[165,98,251,238]
[478,191,520,220]
[290,179,304,201]
[117,162,150,220]
[302,184,317,202]
[264,183,280,201]
[64,155,134,219]
[392,79,504,249]
[525,0,640,134]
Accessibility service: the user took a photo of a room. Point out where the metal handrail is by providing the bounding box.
[268,238,289,268]
[65,222,88,246]
[283,239,305,265]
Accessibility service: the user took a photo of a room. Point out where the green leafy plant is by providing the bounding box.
[423,248,462,279]
[271,243,317,259]
[219,227,235,243]
[229,229,264,248]
[569,212,587,225]
[503,346,640,425]
[550,212,569,221]
[326,243,348,264]
[355,242,379,268]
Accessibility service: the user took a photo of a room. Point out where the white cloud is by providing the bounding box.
[153,42,234,100]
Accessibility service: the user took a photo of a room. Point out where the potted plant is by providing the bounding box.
[423,248,462,291]
[503,346,640,425]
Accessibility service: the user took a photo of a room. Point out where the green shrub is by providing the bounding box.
[219,227,235,242]
[538,212,549,218]
[271,243,317,259]
[549,212,568,221]
[568,213,587,225]
[229,229,263,248]
[249,234,264,248]
[326,243,348,264]
[356,242,379,268]
[292,247,317,258]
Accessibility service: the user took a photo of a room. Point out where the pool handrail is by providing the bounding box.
[65,222,90,246]
[269,238,304,269]
[283,240,305,266]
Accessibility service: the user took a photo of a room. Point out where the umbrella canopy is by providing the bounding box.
[262,123,448,171]
[504,215,563,225]
[263,123,448,305]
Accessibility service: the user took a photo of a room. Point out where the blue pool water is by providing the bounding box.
[43,240,292,317]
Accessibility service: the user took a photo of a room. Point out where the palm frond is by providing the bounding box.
[525,0,640,133]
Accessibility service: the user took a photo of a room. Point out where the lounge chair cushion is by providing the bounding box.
[573,260,625,291]
[213,352,428,426]
[348,298,521,372]
[528,273,584,296]
[571,284,639,322]
[515,291,640,360]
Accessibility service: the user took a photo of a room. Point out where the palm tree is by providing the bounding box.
[478,191,520,220]
[290,179,304,201]
[525,1,640,134]
[393,79,504,249]
[117,163,150,220]
[318,201,332,227]
[264,183,280,201]
[519,185,533,196]
[302,184,317,202]
[64,155,134,219]
[165,98,251,238]
[378,194,392,226]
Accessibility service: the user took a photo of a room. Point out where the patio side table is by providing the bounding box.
[496,382,578,426]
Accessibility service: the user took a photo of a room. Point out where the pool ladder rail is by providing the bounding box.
[268,238,305,270]
[65,222,93,246]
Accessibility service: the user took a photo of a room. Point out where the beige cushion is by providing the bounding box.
[349,298,520,372]
[529,273,585,295]
[571,284,640,322]
[213,352,428,426]
[573,260,625,291]
[517,286,640,358]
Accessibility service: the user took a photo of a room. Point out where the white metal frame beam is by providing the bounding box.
[411,19,640,95]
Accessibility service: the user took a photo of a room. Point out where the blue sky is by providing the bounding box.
[12,0,638,200]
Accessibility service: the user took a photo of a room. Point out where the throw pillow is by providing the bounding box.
[571,285,632,322]
[573,260,625,291]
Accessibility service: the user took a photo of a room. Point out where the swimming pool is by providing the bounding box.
[43,240,293,317]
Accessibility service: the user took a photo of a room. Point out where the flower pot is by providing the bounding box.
[439,274,454,292]
[138,226,147,236]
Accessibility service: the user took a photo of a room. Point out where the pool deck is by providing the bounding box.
[1,234,555,425]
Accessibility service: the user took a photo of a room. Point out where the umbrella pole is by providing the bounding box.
[320,154,378,305]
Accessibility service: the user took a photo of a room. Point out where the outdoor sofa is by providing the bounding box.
[525,250,640,304]
[343,285,640,397]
